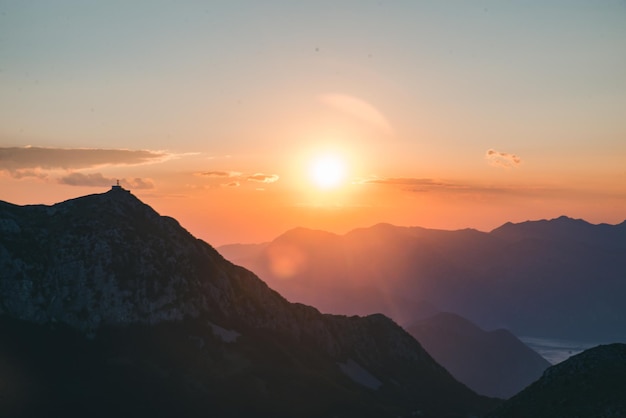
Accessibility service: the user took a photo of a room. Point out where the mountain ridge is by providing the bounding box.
[490,215,626,250]
[218,217,626,342]
[0,188,496,417]
[219,216,625,248]
[487,343,626,417]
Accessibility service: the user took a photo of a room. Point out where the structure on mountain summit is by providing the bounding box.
[111,180,130,193]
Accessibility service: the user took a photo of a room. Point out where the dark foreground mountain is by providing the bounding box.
[219,220,626,342]
[406,313,550,399]
[486,343,626,418]
[0,188,497,418]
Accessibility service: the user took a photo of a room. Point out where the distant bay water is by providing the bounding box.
[520,336,598,365]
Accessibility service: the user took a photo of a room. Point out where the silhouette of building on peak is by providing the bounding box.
[111,180,130,193]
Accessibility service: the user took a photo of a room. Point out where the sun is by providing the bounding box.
[309,154,347,189]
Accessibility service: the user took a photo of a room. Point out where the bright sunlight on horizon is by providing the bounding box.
[308,153,348,190]
[1,1,625,246]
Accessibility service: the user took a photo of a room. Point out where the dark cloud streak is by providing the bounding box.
[0,146,169,172]
[58,172,154,189]
[196,170,240,178]
[362,176,556,197]
[58,172,113,187]
[364,178,446,186]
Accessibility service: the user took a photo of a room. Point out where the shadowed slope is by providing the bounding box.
[486,343,626,418]
[0,188,496,418]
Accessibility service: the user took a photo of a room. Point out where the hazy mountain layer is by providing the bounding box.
[0,189,496,418]
[219,219,626,342]
[406,312,550,399]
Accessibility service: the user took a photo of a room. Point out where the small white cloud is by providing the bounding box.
[485,149,522,168]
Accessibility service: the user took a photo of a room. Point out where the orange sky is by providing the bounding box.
[1,2,625,245]
[1,143,623,246]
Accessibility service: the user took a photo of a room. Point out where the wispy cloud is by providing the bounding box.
[485,149,522,168]
[366,174,609,200]
[359,176,467,193]
[5,169,48,180]
[362,177,447,187]
[125,177,155,189]
[0,146,170,177]
[58,172,154,189]
[196,170,242,178]
[247,173,280,183]
[194,170,279,188]
[359,176,545,196]
[58,172,113,187]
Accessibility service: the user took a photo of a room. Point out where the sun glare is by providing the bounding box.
[309,154,347,189]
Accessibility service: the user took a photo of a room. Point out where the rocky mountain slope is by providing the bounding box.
[0,188,497,418]
[219,219,626,342]
[406,312,550,399]
[486,343,626,418]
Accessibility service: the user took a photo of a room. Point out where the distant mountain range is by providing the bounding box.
[0,189,496,418]
[406,312,550,399]
[3,189,625,416]
[218,217,626,400]
[219,218,626,343]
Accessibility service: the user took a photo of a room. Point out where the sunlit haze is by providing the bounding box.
[1,1,625,245]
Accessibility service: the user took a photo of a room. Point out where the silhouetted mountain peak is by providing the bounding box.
[554,214,581,221]
[40,187,162,227]
[368,222,403,232]
[491,215,588,234]
[0,189,223,335]
[490,215,626,250]
[275,226,340,243]
[1,190,497,417]
[345,223,409,237]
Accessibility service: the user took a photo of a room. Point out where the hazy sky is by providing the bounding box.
[1,1,625,245]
